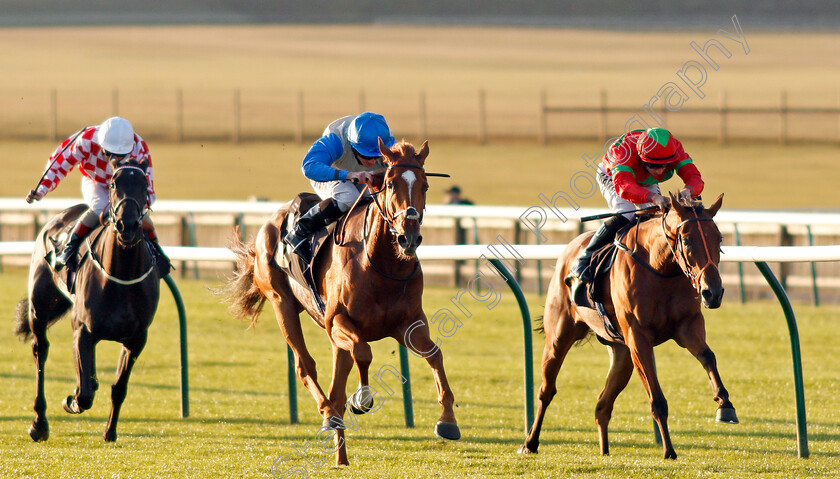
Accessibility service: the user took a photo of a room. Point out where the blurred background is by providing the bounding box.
[0,2,838,298]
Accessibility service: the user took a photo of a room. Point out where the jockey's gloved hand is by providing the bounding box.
[651,193,671,212]
[678,188,693,202]
[25,188,45,204]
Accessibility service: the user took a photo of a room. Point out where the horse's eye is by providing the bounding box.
[387,182,394,189]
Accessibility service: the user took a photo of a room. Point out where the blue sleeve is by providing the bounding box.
[301,133,347,182]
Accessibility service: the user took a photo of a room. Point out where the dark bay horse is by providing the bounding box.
[222,139,459,466]
[14,157,160,442]
[519,193,736,459]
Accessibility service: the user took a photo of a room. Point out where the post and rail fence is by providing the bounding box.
[1,88,838,145]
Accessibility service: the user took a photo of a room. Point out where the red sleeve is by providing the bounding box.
[613,170,656,204]
[675,160,704,197]
[38,128,94,194]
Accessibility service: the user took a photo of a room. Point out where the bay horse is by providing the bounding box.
[14,157,160,442]
[222,139,459,466]
[519,193,736,459]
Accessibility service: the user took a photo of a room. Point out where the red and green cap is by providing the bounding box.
[637,127,678,164]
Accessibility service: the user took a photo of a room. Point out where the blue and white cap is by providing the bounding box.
[348,112,395,157]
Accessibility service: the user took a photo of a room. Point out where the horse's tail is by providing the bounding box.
[533,315,545,335]
[219,231,267,327]
[13,298,32,340]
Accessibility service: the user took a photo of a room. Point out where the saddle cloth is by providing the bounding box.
[273,193,340,313]
[582,221,644,344]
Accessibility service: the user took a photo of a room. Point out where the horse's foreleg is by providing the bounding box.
[595,343,634,455]
[63,327,97,415]
[103,333,147,442]
[396,318,460,441]
[675,319,738,424]
[28,324,50,442]
[519,315,584,454]
[330,314,374,415]
[626,329,676,459]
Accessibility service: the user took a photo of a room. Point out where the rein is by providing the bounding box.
[335,162,425,282]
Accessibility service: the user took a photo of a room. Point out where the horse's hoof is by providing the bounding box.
[434,421,461,440]
[103,430,117,442]
[716,406,739,424]
[664,449,678,460]
[28,422,49,442]
[322,416,346,430]
[62,396,81,414]
[348,388,375,415]
[517,444,536,454]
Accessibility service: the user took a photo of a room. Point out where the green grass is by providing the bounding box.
[1,268,838,478]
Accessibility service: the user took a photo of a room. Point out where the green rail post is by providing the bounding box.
[399,345,415,428]
[488,258,534,433]
[286,345,298,424]
[754,261,809,459]
[806,226,819,306]
[162,275,190,418]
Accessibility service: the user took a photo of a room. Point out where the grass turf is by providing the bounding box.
[0,268,838,477]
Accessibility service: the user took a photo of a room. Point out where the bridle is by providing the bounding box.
[368,162,426,234]
[660,207,719,293]
[108,165,149,247]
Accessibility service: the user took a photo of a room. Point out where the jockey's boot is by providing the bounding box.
[283,198,344,266]
[564,214,630,306]
[149,238,171,278]
[55,222,93,273]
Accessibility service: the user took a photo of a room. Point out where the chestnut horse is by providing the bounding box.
[519,193,736,459]
[222,139,459,466]
[14,158,159,442]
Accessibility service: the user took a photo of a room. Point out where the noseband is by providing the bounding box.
[661,208,718,293]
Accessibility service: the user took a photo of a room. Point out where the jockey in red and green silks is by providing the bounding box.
[565,127,705,303]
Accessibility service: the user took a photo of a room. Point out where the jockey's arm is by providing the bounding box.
[301,133,345,182]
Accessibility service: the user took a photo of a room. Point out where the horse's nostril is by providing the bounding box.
[416,235,423,245]
[398,235,408,248]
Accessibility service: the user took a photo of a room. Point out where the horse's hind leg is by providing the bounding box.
[326,346,354,466]
[626,328,677,459]
[268,296,340,421]
[63,327,98,415]
[24,270,71,442]
[330,313,374,415]
[396,316,460,441]
[518,312,588,454]
[103,332,147,442]
[675,316,738,424]
[595,343,634,455]
[28,317,51,442]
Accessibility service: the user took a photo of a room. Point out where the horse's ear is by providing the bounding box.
[706,193,724,217]
[668,192,684,214]
[417,140,429,166]
[379,137,397,164]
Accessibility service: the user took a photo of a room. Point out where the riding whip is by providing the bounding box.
[580,205,659,222]
[30,126,90,194]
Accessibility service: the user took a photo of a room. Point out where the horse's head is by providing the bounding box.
[374,138,430,258]
[665,192,725,309]
[107,157,149,246]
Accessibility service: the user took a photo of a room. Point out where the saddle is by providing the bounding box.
[579,220,645,344]
[273,193,344,314]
